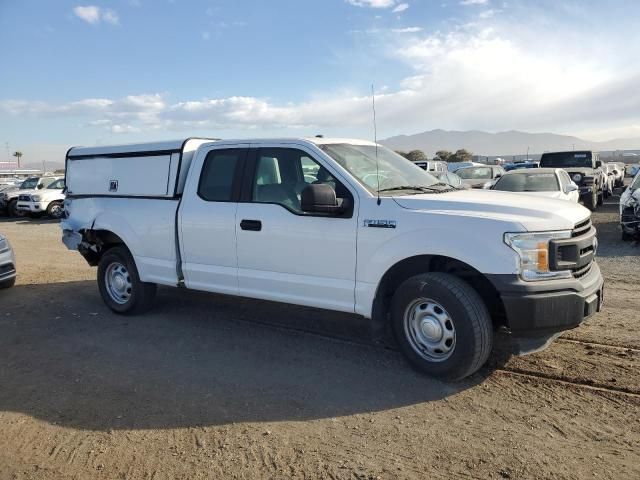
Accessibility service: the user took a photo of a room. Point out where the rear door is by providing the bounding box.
[235,144,359,313]
[179,145,248,295]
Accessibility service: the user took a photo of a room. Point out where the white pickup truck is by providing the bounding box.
[61,137,604,380]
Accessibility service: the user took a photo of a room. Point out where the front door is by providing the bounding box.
[236,145,359,313]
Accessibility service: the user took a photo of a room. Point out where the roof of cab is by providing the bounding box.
[66,136,379,158]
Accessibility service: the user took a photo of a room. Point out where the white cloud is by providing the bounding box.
[460,0,488,5]
[73,6,100,24]
[345,0,397,8]
[392,3,409,13]
[73,5,119,25]
[479,9,499,18]
[392,27,422,33]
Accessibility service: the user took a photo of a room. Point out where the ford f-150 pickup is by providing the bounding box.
[61,137,604,380]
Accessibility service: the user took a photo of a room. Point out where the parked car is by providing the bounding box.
[602,164,616,198]
[490,168,579,202]
[608,163,625,188]
[503,161,540,172]
[432,171,468,189]
[620,171,640,241]
[447,161,475,172]
[628,164,640,178]
[414,160,448,173]
[539,151,604,211]
[0,233,16,289]
[456,165,506,189]
[16,178,66,218]
[62,137,603,381]
[0,176,62,217]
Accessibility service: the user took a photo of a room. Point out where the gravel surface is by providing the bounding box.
[0,188,638,480]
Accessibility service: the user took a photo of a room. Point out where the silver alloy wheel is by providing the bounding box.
[403,298,456,362]
[104,262,132,305]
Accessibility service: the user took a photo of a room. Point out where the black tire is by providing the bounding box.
[390,272,493,381]
[97,245,157,315]
[597,190,604,206]
[622,231,633,242]
[584,189,597,211]
[46,201,64,219]
[0,277,15,289]
[7,199,22,218]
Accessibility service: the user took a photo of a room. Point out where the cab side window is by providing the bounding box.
[251,148,346,214]
[198,149,243,201]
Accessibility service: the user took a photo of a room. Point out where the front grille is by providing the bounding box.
[572,218,592,237]
[18,194,31,202]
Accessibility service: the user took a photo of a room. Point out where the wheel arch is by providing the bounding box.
[372,254,507,336]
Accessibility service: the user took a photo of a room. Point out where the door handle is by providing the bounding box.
[240,219,262,231]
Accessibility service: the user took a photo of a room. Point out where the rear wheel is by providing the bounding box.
[97,246,156,314]
[391,272,493,381]
[597,189,604,206]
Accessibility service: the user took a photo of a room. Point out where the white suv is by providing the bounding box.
[17,178,66,218]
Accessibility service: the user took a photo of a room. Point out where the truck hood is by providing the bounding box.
[5,188,38,199]
[393,189,589,231]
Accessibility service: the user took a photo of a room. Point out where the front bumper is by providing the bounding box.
[0,248,17,283]
[487,262,604,338]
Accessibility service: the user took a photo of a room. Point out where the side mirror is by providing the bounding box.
[301,184,344,214]
[565,183,579,194]
[595,160,602,168]
[37,184,44,190]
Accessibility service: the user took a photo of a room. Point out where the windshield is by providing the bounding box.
[319,144,445,194]
[493,172,559,192]
[631,175,640,191]
[20,177,39,189]
[457,167,493,180]
[540,152,593,168]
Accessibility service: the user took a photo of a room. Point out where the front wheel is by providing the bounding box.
[597,190,604,206]
[97,246,157,314]
[46,201,64,219]
[391,272,493,381]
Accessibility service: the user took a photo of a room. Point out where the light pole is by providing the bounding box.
[526,146,529,162]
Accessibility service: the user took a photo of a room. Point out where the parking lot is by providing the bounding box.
[0,193,638,480]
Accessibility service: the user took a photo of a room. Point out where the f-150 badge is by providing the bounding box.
[364,219,397,229]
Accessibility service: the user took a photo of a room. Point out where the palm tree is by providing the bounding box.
[12,151,23,168]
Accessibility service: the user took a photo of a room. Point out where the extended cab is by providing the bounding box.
[61,138,604,380]
[539,151,604,211]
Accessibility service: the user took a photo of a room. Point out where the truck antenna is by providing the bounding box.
[372,84,381,205]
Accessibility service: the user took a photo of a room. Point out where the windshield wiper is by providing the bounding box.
[378,185,446,194]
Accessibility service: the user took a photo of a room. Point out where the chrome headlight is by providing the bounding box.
[31,195,41,201]
[572,173,582,183]
[504,231,573,281]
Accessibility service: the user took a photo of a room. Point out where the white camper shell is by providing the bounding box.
[66,138,217,198]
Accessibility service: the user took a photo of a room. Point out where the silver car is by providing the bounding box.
[0,233,16,289]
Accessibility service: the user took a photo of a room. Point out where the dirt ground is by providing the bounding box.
[1,188,639,480]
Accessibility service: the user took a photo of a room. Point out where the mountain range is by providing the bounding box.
[381,129,640,157]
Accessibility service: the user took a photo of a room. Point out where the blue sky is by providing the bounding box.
[2,0,640,162]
